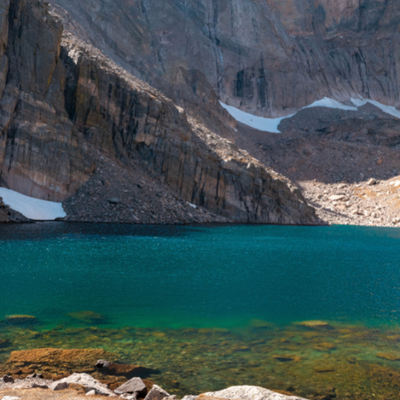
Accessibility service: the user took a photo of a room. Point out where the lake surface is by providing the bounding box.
[1,223,400,399]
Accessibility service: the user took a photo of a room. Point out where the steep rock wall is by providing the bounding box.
[0,0,92,201]
[51,0,400,116]
[0,0,316,224]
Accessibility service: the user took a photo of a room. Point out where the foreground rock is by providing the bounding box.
[143,385,170,400]
[114,377,147,396]
[203,386,307,400]
[52,373,115,396]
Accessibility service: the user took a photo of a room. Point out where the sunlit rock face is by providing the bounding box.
[52,0,400,117]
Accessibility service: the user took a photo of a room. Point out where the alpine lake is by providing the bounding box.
[1,223,400,399]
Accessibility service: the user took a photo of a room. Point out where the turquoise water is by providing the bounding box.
[2,223,400,328]
[2,223,400,399]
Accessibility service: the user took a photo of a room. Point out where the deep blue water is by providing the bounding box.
[1,222,400,329]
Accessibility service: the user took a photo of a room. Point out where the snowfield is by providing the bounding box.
[219,102,294,133]
[220,97,400,133]
[0,188,66,220]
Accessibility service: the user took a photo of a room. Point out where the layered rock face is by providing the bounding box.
[51,0,400,117]
[0,0,316,224]
[0,0,93,201]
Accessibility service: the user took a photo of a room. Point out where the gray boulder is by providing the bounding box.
[144,385,170,400]
[115,377,147,396]
[49,381,69,391]
[203,386,308,400]
[53,373,115,396]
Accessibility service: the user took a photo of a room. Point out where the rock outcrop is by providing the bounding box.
[0,0,316,225]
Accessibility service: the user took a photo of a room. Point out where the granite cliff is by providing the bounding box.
[0,0,316,224]
[51,0,400,117]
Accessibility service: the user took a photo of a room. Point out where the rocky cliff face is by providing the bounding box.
[0,0,316,224]
[51,0,400,117]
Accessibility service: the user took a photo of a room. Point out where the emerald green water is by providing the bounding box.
[1,223,400,399]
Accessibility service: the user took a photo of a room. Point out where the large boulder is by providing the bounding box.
[144,385,170,400]
[53,373,115,396]
[203,386,308,400]
[114,377,147,396]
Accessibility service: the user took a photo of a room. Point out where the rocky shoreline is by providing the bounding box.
[0,375,305,400]
[0,349,306,400]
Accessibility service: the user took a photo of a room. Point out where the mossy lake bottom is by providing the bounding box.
[1,223,400,399]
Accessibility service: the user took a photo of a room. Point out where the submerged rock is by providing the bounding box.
[313,342,336,352]
[376,352,400,361]
[68,311,105,324]
[2,315,37,325]
[272,355,301,363]
[203,385,307,399]
[95,361,158,379]
[295,321,334,330]
[7,348,117,370]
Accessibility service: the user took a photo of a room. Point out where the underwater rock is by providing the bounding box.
[95,361,158,379]
[2,315,37,326]
[386,335,400,341]
[295,321,334,330]
[313,343,336,352]
[0,340,11,349]
[144,384,170,400]
[68,311,105,324]
[115,377,147,396]
[7,348,117,370]
[53,373,115,396]
[249,320,275,329]
[203,385,307,399]
[376,352,400,361]
[272,355,301,362]
[313,366,335,373]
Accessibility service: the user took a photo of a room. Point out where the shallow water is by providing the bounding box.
[1,223,400,399]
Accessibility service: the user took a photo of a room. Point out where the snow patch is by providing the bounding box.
[220,96,400,133]
[305,97,358,111]
[0,188,66,221]
[219,101,294,133]
[351,98,400,119]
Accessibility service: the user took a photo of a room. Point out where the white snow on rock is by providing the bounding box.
[351,98,400,119]
[219,101,294,133]
[0,188,66,221]
[220,96,400,133]
[305,97,358,111]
